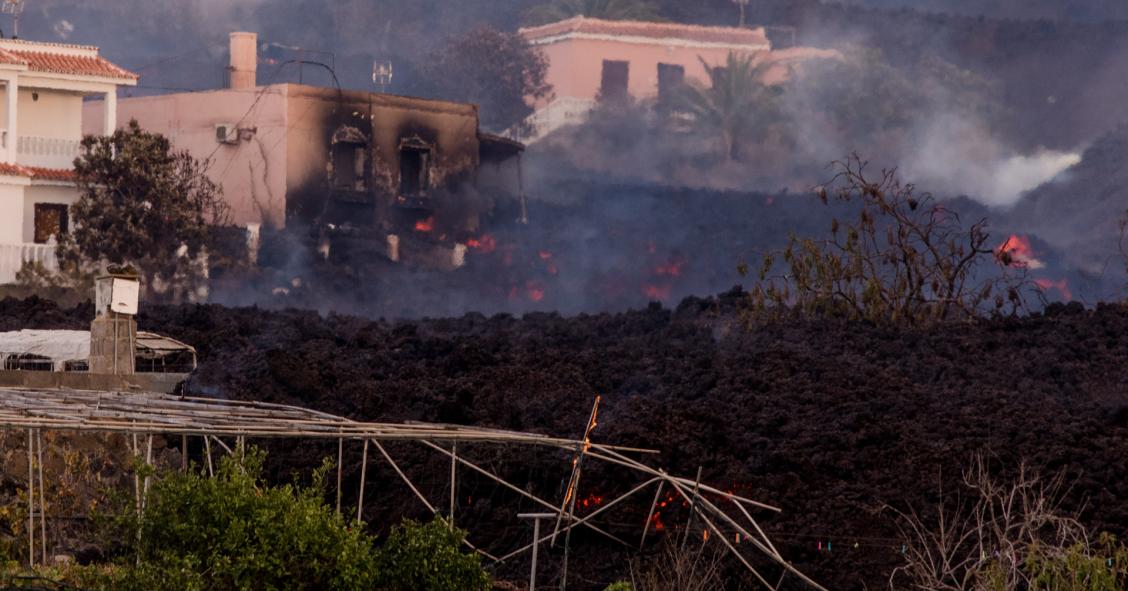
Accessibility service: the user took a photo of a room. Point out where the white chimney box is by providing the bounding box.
[95,275,140,316]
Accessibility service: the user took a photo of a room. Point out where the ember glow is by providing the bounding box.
[653,257,686,278]
[643,284,672,301]
[995,234,1044,269]
[466,234,497,253]
[414,217,435,232]
[1034,277,1073,301]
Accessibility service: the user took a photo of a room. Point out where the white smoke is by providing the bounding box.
[901,113,1081,207]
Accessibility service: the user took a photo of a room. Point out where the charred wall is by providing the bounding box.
[281,84,482,234]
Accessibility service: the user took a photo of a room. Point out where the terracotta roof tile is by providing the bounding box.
[520,16,770,47]
[1,49,137,80]
[0,162,76,182]
[26,166,77,182]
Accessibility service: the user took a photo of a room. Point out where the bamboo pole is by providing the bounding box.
[26,428,33,567]
[336,436,343,516]
[446,442,457,528]
[639,477,665,550]
[143,434,153,512]
[204,436,213,477]
[681,466,703,551]
[372,440,434,513]
[36,429,45,564]
[356,439,368,525]
[181,434,188,473]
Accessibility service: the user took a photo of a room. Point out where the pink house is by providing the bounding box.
[517,17,838,140]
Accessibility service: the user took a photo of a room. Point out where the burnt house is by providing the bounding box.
[83,32,525,266]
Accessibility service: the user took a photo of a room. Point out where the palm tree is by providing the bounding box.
[523,0,663,26]
[679,52,782,161]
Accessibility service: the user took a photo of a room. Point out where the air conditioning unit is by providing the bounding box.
[215,123,239,144]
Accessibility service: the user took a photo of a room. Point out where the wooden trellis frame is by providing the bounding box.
[0,387,826,591]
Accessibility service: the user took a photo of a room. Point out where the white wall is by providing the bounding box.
[0,182,24,243]
[19,88,83,139]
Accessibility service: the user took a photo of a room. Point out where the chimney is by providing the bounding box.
[229,32,258,90]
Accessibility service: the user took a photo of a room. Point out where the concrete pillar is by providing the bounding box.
[228,32,258,90]
[103,89,117,135]
[5,76,17,163]
[89,314,136,375]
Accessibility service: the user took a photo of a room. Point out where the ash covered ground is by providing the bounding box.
[5,294,1128,589]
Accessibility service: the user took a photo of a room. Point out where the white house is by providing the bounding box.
[0,38,137,283]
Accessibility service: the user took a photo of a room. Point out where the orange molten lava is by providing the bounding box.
[466,234,497,254]
[579,493,604,509]
[1034,278,1073,301]
[526,281,545,302]
[654,258,686,278]
[643,284,672,300]
[995,234,1042,268]
[414,217,434,232]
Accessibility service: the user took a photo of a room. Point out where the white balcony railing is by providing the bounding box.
[0,242,57,284]
[17,135,80,169]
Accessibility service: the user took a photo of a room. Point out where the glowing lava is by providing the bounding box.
[414,217,435,232]
[466,234,497,253]
[996,234,1044,269]
[1034,277,1073,301]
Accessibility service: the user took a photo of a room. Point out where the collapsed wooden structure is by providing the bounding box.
[0,387,826,590]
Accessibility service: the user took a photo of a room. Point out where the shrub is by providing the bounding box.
[113,449,379,591]
[374,515,490,591]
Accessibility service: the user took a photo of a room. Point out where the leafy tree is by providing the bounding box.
[741,155,1025,325]
[523,0,664,25]
[415,26,552,133]
[374,515,490,591]
[680,52,782,161]
[60,120,228,302]
[105,449,379,591]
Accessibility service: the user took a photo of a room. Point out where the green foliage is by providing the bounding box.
[679,52,783,161]
[109,449,379,591]
[744,155,1023,325]
[374,515,490,591]
[603,582,634,591]
[416,26,552,133]
[60,119,227,302]
[523,0,663,26]
[1024,533,1128,591]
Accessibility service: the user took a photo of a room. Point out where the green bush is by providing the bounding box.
[374,515,490,591]
[114,449,379,591]
[603,582,634,591]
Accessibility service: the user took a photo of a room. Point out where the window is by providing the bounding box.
[330,125,368,191]
[657,63,685,107]
[600,60,629,100]
[399,142,431,196]
[331,142,367,191]
[33,203,68,244]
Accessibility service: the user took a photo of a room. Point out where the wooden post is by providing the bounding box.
[181,434,188,473]
[35,429,45,564]
[336,436,343,516]
[131,433,141,519]
[25,428,34,567]
[449,442,457,527]
[356,439,368,525]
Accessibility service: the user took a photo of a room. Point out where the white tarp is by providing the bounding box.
[0,329,90,371]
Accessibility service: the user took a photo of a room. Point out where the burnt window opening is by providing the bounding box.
[600,60,629,101]
[33,203,68,244]
[657,63,686,109]
[399,142,432,196]
[331,142,368,191]
[331,125,369,192]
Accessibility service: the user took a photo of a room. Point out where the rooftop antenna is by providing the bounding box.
[1,0,25,39]
[372,60,392,93]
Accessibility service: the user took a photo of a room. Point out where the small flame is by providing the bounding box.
[996,234,1044,269]
[1034,277,1072,301]
[466,234,497,254]
[643,284,672,300]
[414,217,435,232]
[654,258,686,278]
[526,280,545,302]
[579,493,604,509]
